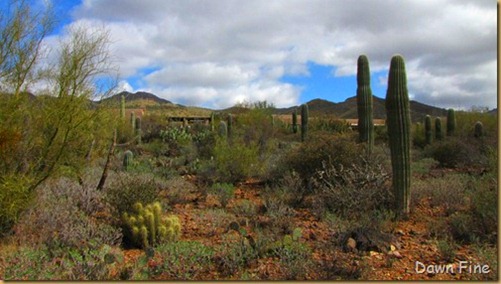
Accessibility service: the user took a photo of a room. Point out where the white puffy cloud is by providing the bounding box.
[60,0,497,109]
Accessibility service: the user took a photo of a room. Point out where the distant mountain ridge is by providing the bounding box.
[103,91,451,122]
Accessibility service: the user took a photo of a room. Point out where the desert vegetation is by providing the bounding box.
[0,1,497,280]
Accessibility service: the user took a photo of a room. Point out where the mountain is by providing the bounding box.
[101,91,174,106]
[274,95,448,122]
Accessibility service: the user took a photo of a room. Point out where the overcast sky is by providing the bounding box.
[45,0,497,110]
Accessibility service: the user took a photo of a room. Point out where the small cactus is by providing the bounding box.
[446,109,456,136]
[385,55,411,216]
[474,121,484,138]
[122,201,181,248]
[123,150,133,171]
[301,103,309,142]
[424,115,433,145]
[435,117,443,140]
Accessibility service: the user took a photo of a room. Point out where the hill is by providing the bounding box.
[274,95,448,122]
[102,91,174,107]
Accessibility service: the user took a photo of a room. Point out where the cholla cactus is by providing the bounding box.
[122,201,181,248]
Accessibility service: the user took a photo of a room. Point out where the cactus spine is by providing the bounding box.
[435,117,443,140]
[474,121,484,138]
[356,55,374,153]
[135,117,142,144]
[424,115,433,145]
[446,109,456,136]
[120,95,126,120]
[301,103,309,142]
[122,201,181,248]
[385,55,411,216]
[123,150,133,171]
[292,109,298,134]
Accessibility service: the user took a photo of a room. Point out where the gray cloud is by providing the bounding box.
[67,0,496,109]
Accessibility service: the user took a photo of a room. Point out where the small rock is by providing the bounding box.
[396,229,405,236]
[346,237,357,252]
[388,250,403,259]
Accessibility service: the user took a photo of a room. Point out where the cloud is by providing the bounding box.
[64,0,496,109]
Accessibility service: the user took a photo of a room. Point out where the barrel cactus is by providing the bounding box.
[385,55,411,216]
[474,121,484,138]
[122,201,181,248]
[301,103,309,142]
[356,55,374,153]
[123,150,133,171]
[435,117,443,140]
[446,109,456,136]
[424,115,433,145]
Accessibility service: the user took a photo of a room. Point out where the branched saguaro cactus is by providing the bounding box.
[292,109,298,134]
[424,115,433,145]
[385,55,411,216]
[446,109,456,136]
[301,103,309,142]
[123,150,133,171]
[356,55,374,153]
[122,201,181,248]
[474,121,484,138]
[435,117,443,140]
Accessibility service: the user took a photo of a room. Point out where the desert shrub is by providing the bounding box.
[410,174,469,215]
[131,241,214,280]
[0,174,33,235]
[471,243,498,281]
[196,208,237,234]
[3,244,123,280]
[310,116,351,133]
[192,128,216,159]
[231,199,257,218]
[260,186,296,235]
[280,133,362,182]
[104,172,163,214]
[13,177,121,249]
[158,176,197,205]
[214,230,259,277]
[310,156,392,220]
[467,174,497,243]
[423,137,488,168]
[208,183,235,208]
[411,157,439,175]
[269,229,313,280]
[212,138,261,183]
[436,238,457,263]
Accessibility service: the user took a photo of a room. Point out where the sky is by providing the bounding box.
[19,0,501,109]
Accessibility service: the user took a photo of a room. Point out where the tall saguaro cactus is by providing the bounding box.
[292,110,298,134]
[120,94,126,120]
[135,117,142,144]
[424,115,433,145]
[356,55,374,153]
[446,109,456,136]
[385,55,411,216]
[301,103,309,142]
[435,117,443,140]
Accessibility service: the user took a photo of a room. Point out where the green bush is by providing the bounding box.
[424,138,472,168]
[212,138,260,183]
[269,229,313,280]
[0,174,33,235]
[209,183,235,208]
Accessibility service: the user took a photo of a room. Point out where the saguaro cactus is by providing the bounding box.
[356,55,374,153]
[435,117,443,140]
[385,55,411,216]
[210,112,215,131]
[120,95,126,120]
[227,114,233,141]
[218,121,227,138]
[446,109,456,136]
[135,117,142,144]
[292,109,298,134]
[301,103,309,142]
[474,121,484,138]
[130,112,136,132]
[123,150,133,171]
[424,115,433,145]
